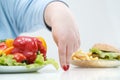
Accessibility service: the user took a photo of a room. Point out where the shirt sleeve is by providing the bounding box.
[14,0,68,33]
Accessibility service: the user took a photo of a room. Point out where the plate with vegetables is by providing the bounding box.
[71,43,120,68]
[0,36,58,73]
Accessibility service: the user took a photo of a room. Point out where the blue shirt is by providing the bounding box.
[0,0,67,40]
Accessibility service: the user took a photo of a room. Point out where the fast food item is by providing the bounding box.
[71,43,120,68]
[90,43,120,60]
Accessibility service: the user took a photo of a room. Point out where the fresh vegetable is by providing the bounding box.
[0,53,58,70]
[13,53,27,63]
[12,36,47,64]
[0,50,3,55]
[12,36,46,64]
[26,53,59,70]
[36,37,47,60]
[0,36,59,70]
[0,42,7,50]
[5,39,14,47]
[0,40,6,43]
[0,53,25,66]
[36,36,47,50]
[3,46,14,55]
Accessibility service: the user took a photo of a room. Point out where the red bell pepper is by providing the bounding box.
[37,39,47,60]
[12,36,47,64]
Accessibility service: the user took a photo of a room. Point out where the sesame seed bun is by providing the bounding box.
[92,43,120,53]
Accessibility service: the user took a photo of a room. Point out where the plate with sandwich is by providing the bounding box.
[71,43,120,68]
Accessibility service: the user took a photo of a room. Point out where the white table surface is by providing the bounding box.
[0,65,120,80]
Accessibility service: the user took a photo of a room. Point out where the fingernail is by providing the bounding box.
[62,65,69,71]
[67,65,69,70]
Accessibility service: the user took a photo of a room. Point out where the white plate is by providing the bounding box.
[71,60,120,68]
[0,66,44,73]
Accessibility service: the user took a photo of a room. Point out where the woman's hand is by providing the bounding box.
[45,2,80,71]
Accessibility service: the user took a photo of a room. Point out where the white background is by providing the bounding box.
[1,1,120,80]
[21,0,120,61]
[66,0,120,51]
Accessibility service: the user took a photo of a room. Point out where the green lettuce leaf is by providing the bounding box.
[27,54,59,70]
[0,54,26,66]
[0,53,59,70]
[90,48,120,60]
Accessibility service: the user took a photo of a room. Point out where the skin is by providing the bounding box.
[44,2,80,71]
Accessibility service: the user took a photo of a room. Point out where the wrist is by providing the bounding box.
[44,2,70,28]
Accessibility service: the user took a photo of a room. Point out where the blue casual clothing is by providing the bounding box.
[0,0,67,40]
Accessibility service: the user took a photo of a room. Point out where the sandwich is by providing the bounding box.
[90,43,120,60]
[71,43,120,68]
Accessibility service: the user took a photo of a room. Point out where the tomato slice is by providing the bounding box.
[13,53,27,63]
[0,42,7,50]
